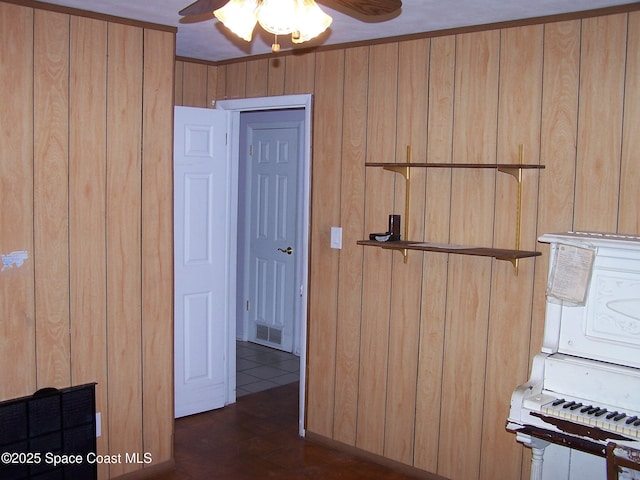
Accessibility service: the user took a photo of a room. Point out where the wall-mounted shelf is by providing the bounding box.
[365,162,545,170]
[360,145,545,273]
[357,240,542,261]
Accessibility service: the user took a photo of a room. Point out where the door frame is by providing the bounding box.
[216,94,312,438]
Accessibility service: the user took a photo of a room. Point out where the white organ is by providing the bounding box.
[507,232,640,480]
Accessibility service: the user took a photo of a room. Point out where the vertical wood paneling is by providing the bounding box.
[284,54,316,94]
[142,28,175,466]
[306,49,344,437]
[69,15,109,478]
[450,30,499,244]
[0,2,35,401]
[246,58,268,97]
[33,9,71,389]
[440,256,492,480]
[574,14,627,231]
[532,20,581,369]
[1,5,175,478]
[356,43,398,456]
[333,46,368,446]
[413,34,455,474]
[268,58,286,96]
[106,23,144,477]
[174,60,184,105]
[439,29,499,480]
[226,62,247,98]
[383,38,429,465]
[480,25,543,480]
[619,12,640,233]
[206,65,218,105]
[215,64,227,100]
[495,25,543,251]
[182,61,208,106]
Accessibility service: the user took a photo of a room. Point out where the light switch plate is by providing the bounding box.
[331,227,342,249]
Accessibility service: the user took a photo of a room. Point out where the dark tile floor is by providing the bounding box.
[150,382,426,479]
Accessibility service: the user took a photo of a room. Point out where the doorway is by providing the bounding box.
[235,108,304,396]
[236,109,305,354]
[216,94,312,437]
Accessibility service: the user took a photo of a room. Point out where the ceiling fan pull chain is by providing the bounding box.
[272,34,281,52]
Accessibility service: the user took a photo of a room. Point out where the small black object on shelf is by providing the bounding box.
[388,214,401,241]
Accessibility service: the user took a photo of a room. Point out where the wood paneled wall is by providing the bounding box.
[0,2,175,478]
[185,8,640,480]
[176,9,639,480]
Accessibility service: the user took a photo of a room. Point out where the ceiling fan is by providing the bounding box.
[179,0,402,18]
[179,0,402,52]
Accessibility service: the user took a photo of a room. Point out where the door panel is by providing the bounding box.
[174,106,229,418]
[246,124,301,352]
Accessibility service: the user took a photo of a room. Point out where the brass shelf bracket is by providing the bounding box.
[497,144,524,275]
[382,145,411,263]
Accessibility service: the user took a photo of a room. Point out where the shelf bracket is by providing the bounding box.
[497,144,524,275]
[382,146,411,263]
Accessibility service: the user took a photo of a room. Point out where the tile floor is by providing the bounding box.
[236,341,300,397]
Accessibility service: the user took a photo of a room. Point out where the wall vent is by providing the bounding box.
[256,325,282,345]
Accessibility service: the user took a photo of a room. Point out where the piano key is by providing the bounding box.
[606,411,619,419]
[625,416,638,425]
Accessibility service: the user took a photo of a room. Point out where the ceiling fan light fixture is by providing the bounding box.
[214,0,332,47]
[214,0,258,42]
[257,0,298,35]
[290,0,332,44]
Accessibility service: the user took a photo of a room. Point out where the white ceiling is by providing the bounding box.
[40,0,637,62]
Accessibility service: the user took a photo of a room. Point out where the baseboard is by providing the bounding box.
[113,459,175,479]
[304,432,449,480]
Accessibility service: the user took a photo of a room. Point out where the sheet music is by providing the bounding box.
[547,243,596,305]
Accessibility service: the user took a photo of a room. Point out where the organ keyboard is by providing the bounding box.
[539,397,640,439]
[507,232,640,480]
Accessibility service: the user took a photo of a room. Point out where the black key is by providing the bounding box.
[613,413,626,422]
[606,411,619,420]
[570,403,583,410]
[563,401,576,409]
[580,405,593,413]
[552,398,565,406]
[634,419,640,426]
[625,416,638,425]
[587,407,600,415]
[595,409,608,417]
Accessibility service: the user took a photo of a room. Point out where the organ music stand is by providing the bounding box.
[606,443,640,480]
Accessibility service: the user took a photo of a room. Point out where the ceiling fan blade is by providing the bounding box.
[318,0,401,16]
[179,0,229,16]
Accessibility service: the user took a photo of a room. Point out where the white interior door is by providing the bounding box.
[174,105,231,418]
[244,119,302,353]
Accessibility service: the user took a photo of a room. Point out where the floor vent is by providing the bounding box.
[256,325,282,345]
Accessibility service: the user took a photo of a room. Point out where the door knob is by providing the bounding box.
[278,246,293,255]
